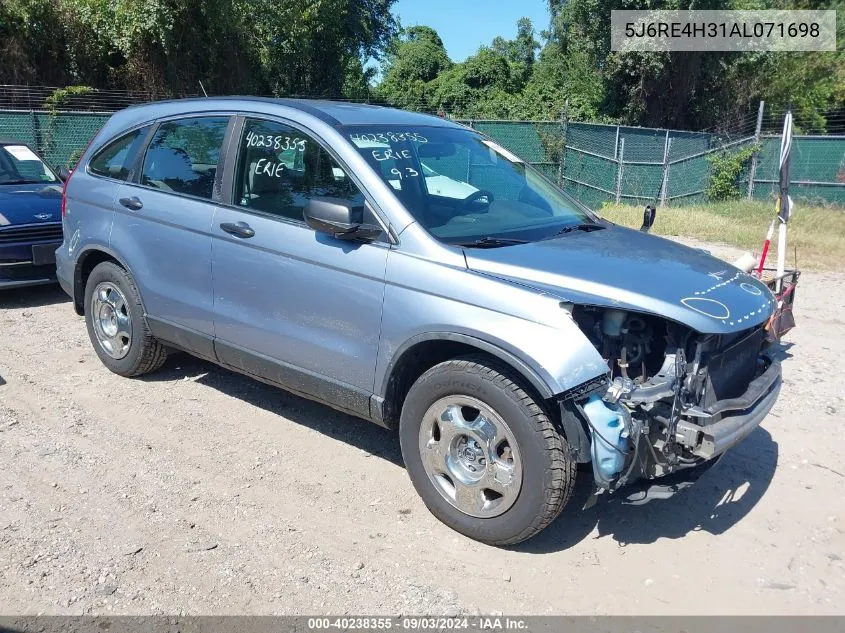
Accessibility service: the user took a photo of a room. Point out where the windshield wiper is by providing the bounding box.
[454,236,531,248]
[0,179,40,185]
[548,223,606,237]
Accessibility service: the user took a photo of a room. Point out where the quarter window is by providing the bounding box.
[140,117,229,200]
[88,127,149,181]
[233,118,364,222]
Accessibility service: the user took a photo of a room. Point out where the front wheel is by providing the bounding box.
[399,356,576,545]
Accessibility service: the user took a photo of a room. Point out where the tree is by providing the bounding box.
[377,19,537,117]
[0,0,91,86]
[491,17,540,88]
[241,0,398,97]
[545,0,845,129]
[4,0,843,130]
[377,25,453,110]
[2,0,398,99]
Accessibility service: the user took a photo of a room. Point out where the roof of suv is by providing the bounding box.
[125,97,464,129]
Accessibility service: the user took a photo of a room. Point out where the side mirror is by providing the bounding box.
[640,205,656,233]
[57,167,71,182]
[303,197,381,242]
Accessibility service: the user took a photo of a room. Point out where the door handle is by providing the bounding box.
[220,221,255,239]
[119,196,143,211]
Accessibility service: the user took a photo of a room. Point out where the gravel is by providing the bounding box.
[0,240,843,615]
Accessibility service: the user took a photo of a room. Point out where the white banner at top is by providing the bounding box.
[611,10,837,52]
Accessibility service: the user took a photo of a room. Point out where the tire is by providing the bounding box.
[399,355,576,545]
[84,261,167,377]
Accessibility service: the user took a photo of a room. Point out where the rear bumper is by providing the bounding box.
[55,245,74,299]
[676,356,782,459]
[0,234,62,290]
[0,261,57,289]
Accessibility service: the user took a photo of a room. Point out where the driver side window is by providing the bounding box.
[234,118,364,223]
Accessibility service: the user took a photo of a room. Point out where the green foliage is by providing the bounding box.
[67,147,86,169]
[705,144,760,201]
[44,86,94,114]
[375,0,840,129]
[1,0,398,99]
[377,18,543,118]
[40,86,95,161]
[537,124,566,182]
[377,25,453,110]
[241,0,397,97]
[491,17,539,88]
[3,0,844,131]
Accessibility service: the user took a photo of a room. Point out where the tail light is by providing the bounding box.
[62,135,97,218]
[61,170,73,218]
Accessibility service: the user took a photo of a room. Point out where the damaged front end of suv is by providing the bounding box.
[563,303,781,497]
[464,225,782,501]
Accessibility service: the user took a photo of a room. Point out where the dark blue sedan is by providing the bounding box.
[0,139,66,289]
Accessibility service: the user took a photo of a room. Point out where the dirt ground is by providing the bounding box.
[1,239,843,615]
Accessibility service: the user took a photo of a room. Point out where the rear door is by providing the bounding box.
[63,126,151,271]
[211,116,389,417]
[110,115,232,357]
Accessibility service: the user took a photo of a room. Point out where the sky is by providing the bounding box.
[392,0,552,62]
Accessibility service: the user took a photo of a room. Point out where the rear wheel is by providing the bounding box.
[399,356,575,545]
[84,261,167,377]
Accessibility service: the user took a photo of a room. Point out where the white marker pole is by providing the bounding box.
[776,219,787,296]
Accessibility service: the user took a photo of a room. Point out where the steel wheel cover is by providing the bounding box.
[91,281,132,360]
[418,395,523,518]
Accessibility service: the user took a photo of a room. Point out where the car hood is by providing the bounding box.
[0,182,63,225]
[463,223,776,334]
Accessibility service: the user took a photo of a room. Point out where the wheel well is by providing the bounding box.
[73,250,123,315]
[381,340,554,429]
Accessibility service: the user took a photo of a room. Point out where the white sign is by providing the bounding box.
[4,145,40,162]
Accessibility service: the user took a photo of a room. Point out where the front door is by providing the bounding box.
[211,117,389,417]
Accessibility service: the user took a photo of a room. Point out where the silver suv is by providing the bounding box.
[57,98,782,545]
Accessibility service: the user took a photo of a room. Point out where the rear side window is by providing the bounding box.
[88,127,149,181]
[140,117,229,200]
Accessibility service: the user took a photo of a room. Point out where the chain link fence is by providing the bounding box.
[752,135,845,206]
[461,119,845,208]
[0,110,111,169]
[1,93,842,209]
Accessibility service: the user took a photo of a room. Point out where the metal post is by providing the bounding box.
[615,138,625,205]
[558,98,569,186]
[30,109,41,155]
[659,133,671,207]
[613,125,620,161]
[747,100,765,199]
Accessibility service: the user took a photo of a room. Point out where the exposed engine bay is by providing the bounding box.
[567,306,780,492]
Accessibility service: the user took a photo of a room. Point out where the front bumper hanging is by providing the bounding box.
[676,356,781,459]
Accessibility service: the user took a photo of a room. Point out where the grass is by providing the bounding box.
[600,200,845,271]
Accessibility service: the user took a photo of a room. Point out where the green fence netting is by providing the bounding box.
[467,120,844,209]
[0,110,111,169]
[751,136,845,206]
[2,110,842,209]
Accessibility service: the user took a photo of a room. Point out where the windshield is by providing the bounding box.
[343,125,596,245]
[0,144,57,185]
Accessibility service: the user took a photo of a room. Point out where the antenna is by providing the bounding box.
[198,81,208,97]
